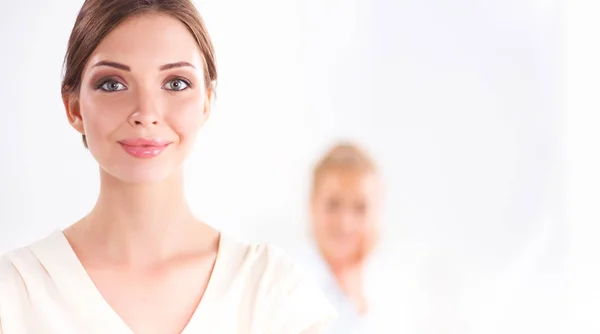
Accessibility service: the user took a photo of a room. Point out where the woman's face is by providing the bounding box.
[311,169,380,266]
[66,14,210,184]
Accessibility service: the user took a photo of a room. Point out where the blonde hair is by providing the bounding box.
[311,142,378,195]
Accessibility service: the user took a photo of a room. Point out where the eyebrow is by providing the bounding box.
[91,61,195,71]
[159,62,196,71]
[92,61,131,71]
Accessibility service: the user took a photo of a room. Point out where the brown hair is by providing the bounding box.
[61,0,217,147]
[311,142,378,195]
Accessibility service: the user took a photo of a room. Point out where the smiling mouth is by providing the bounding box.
[118,138,172,158]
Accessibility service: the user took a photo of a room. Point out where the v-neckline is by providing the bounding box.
[29,230,226,334]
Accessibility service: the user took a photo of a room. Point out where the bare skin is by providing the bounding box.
[63,13,219,334]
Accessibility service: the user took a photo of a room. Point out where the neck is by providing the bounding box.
[329,260,364,289]
[80,168,200,264]
[328,257,369,315]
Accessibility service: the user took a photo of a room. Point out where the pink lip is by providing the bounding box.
[118,138,172,158]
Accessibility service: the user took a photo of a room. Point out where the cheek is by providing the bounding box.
[79,94,131,140]
[166,95,206,141]
[317,216,342,237]
[313,214,330,235]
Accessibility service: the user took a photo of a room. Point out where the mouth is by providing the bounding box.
[118,138,172,159]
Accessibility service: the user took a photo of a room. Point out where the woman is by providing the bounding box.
[305,143,382,333]
[0,1,335,333]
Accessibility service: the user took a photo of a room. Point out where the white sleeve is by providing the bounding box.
[274,264,338,334]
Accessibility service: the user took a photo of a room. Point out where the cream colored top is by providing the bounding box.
[0,231,336,333]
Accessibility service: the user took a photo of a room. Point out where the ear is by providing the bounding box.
[63,93,85,135]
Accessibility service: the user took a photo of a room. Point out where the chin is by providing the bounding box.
[121,170,174,184]
[326,254,358,267]
[92,144,188,184]
[325,247,359,264]
[101,161,182,184]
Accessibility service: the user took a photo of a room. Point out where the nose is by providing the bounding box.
[337,211,359,235]
[128,89,161,128]
[129,112,159,127]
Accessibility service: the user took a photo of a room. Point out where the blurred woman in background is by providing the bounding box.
[307,142,382,333]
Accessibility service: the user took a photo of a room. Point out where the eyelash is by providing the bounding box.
[163,77,193,91]
[94,77,193,92]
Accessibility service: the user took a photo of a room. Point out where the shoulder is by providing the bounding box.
[218,237,308,293]
[0,232,62,304]
[0,246,38,286]
[224,237,329,284]
[0,245,41,316]
[235,239,300,276]
[219,236,337,332]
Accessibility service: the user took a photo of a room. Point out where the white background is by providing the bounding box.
[565,0,600,333]
[0,0,566,333]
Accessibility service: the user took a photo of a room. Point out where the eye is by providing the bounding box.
[164,78,190,91]
[326,199,341,213]
[99,80,127,92]
[354,202,366,216]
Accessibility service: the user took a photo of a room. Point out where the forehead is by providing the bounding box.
[85,13,204,72]
[317,169,378,195]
